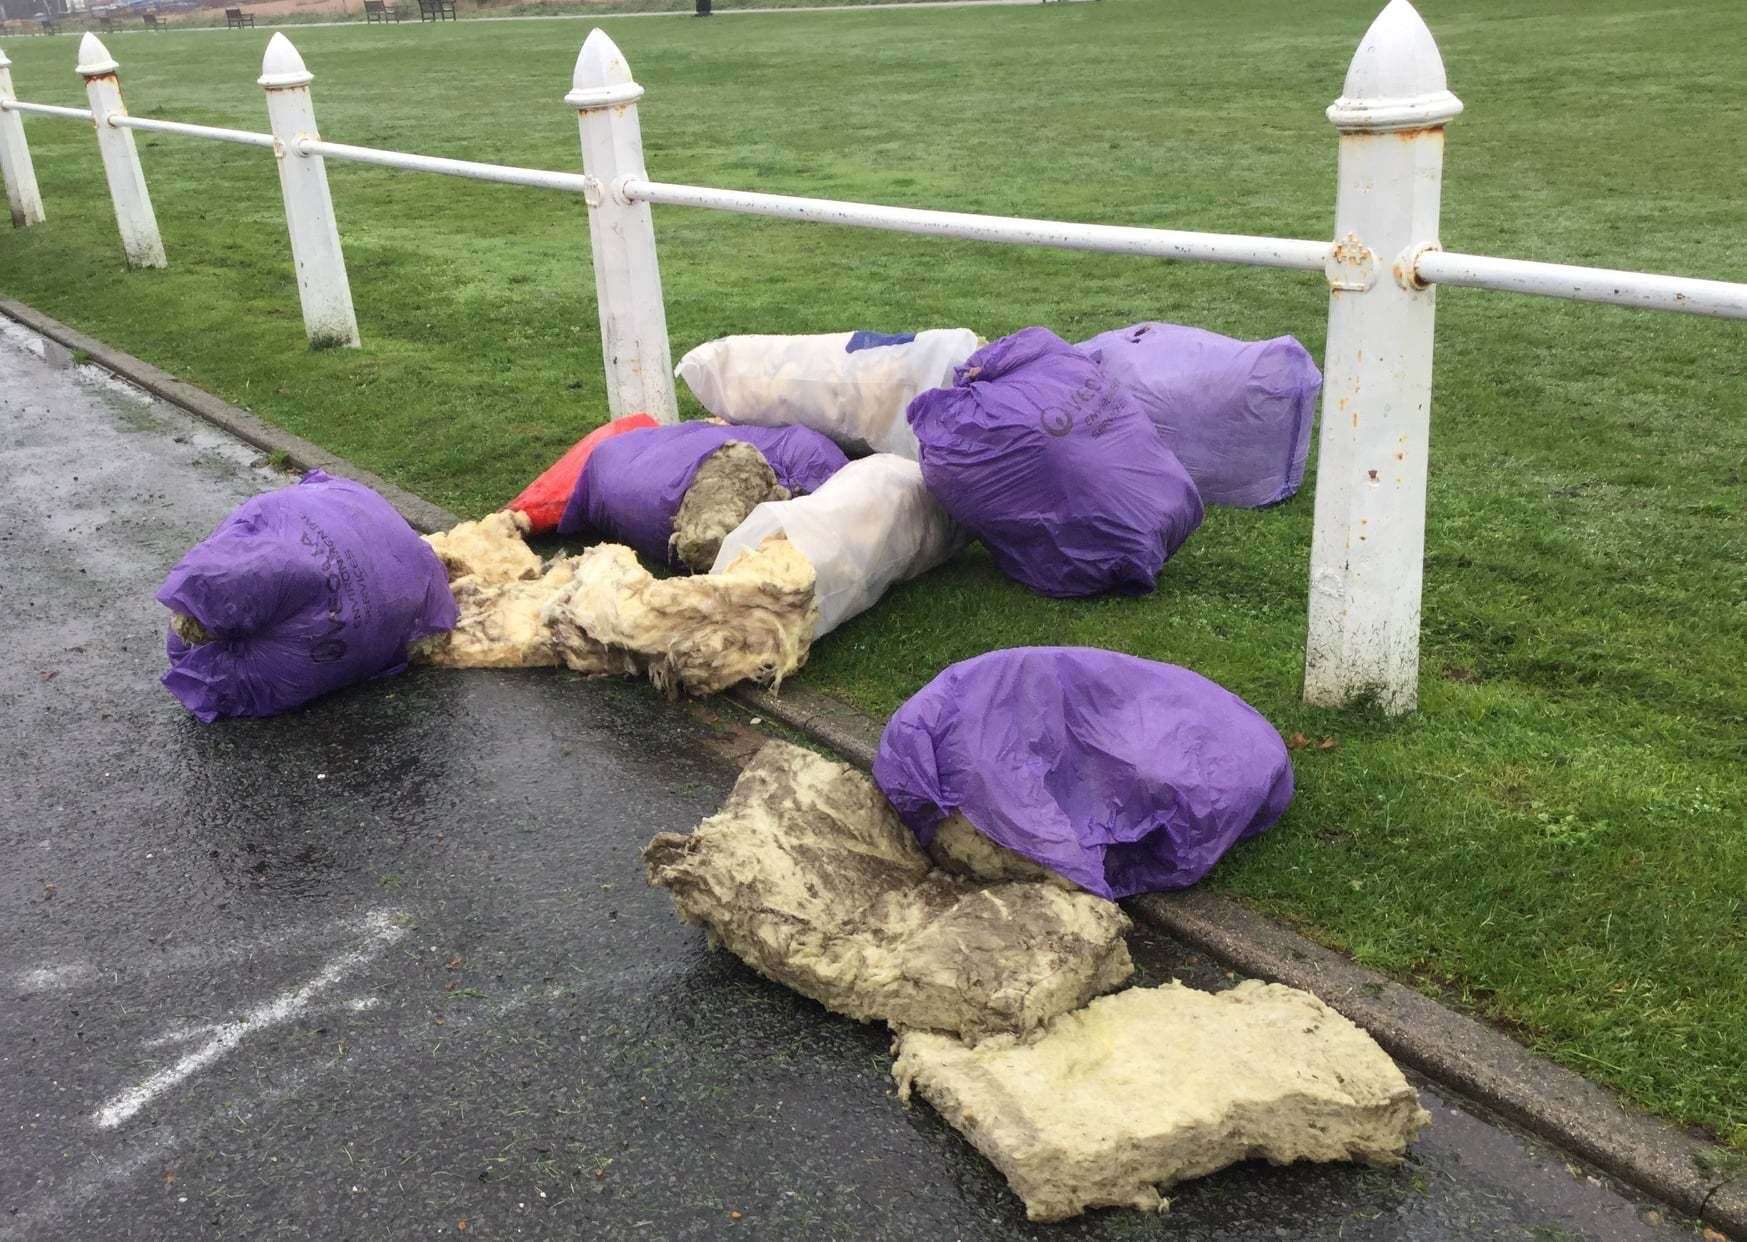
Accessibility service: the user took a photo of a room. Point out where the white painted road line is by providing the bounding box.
[90,910,407,1130]
[12,909,398,996]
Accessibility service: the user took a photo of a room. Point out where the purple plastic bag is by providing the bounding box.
[156,470,457,723]
[1080,323,1322,508]
[906,327,1203,598]
[557,422,849,562]
[873,647,1294,899]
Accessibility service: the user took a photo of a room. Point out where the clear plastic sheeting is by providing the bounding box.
[710,454,967,639]
[676,329,978,459]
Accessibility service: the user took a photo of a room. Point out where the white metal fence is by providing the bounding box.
[1,2,1743,714]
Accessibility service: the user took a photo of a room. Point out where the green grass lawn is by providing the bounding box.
[3,0,1745,1150]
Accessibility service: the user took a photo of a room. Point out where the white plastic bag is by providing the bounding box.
[710,454,968,638]
[675,329,978,459]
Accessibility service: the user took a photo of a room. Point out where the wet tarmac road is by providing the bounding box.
[0,320,1699,1240]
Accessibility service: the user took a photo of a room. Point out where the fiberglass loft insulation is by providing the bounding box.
[668,440,790,572]
[642,749,1429,1223]
[544,537,818,697]
[422,510,544,584]
[414,513,817,693]
[894,982,1429,1222]
[416,512,615,671]
[642,741,1134,1043]
[416,557,635,673]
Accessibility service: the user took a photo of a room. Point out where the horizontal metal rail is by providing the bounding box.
[295,137,591,194]
[14,93,1747,323]
[622,178,1333,271]
[1416,249,1747,320]
[108,114,276,150]
[2,101,95,122]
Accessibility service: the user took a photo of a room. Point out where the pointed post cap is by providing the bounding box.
[76,33,120,78]
[566,29,644,110]
[258,32,314,90]
[0,46,13,70]
[1327,0,1462,132]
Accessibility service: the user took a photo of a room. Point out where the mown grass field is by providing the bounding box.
[3,0,1744,1149]
[140,0,958,32]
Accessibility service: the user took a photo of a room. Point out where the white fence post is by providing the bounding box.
[259,33,359,349]
[77,34,165,269]
[568,29,677,423]
[0,46,46,228]
[1303,0,1462,715]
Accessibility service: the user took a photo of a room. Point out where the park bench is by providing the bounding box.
[417,0,455,21]
[364,0,401,22]
[97,14,117,30]
[38,15,60,33]
[224,7,255,26]
[142,11,163,29]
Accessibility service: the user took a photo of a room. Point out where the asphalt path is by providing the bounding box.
[0,320,1695,1240]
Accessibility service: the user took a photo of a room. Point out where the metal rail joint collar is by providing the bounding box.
[565,81,644,111]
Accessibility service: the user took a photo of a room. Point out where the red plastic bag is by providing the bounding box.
[507,413,660,535]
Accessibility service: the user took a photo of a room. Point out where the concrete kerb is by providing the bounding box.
[3,296,1742,1239]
